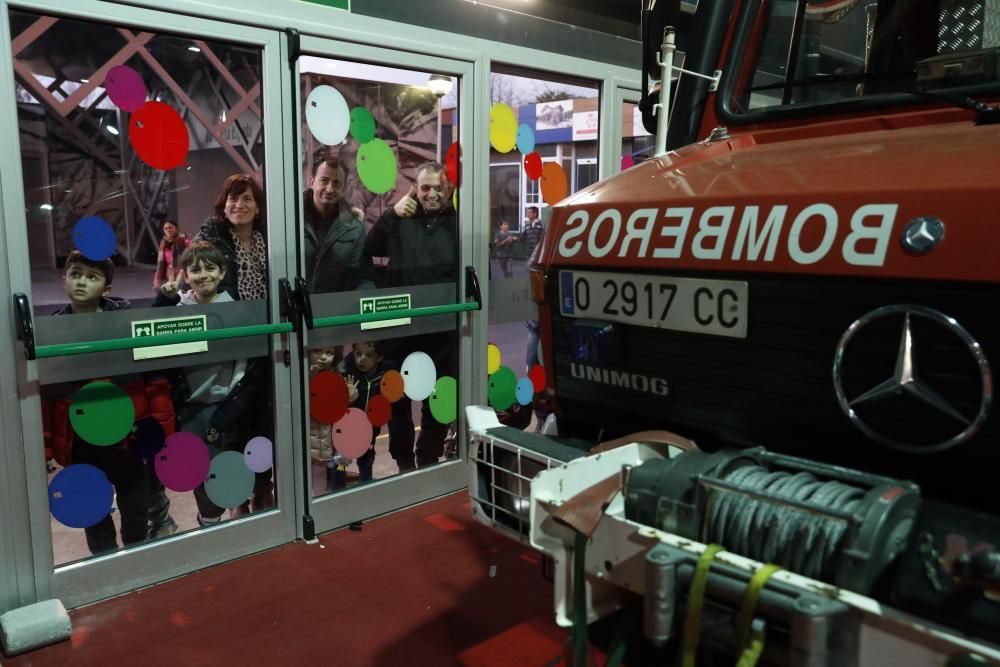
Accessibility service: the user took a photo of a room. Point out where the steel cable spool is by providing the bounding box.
[624,447,921,593]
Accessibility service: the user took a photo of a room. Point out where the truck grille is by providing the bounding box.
[550,271,999,510]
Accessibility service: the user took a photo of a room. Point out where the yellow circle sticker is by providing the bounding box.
[487,343,502,375]
[489,103,517,153]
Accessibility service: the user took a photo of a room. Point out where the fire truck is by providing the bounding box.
[468,1,1000,665]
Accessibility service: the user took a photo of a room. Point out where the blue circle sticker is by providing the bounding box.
[48,464,114,529]
[133,418,166,462]
[516,377,535,406]
[72,216,117,261]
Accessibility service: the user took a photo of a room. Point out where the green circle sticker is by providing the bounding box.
[349,107,376,144]
[356,138,398,194]
[487,367,517,411]
[204,451,255,509]
[429,376,457,424]
[69,382,135,446]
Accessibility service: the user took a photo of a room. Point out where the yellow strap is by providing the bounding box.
[735,632,765,667]
[681,544,726,667]
[736,563,782,659]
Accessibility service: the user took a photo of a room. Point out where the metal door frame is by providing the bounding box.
[0,0,298,608]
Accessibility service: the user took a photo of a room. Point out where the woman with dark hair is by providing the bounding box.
[158,173,268,302]
[152,219,189,292]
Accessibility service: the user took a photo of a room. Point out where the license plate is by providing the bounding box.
[559,270,748,338]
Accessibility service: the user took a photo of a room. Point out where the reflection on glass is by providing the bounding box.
[621,102,654,170]
[9,10,275,565]
[300,57,461,493]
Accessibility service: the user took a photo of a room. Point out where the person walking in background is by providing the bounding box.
[493,221,514,278]
[522,206,544,261]
[152,219,189,293]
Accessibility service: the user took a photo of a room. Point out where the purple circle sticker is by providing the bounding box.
[154,431,210,492]
[105,65,148,112]
[332,408,373,460]
[243,436,273,473]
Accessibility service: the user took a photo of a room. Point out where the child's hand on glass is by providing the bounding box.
[345,374,359,403]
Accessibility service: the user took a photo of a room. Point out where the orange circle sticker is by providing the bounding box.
[541,162,568,205]
[381,369,405,403]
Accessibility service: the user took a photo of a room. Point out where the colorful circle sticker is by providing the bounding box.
[529,364,546,393]
[488,367,517,411]
[349,106,376,144]
[541,162,568,205]
[129,101,190,171]
[204,451,255,509]
[381,370,405,402]
[69,381,135,446]
[305,85,350,145]
[155,432,211,493]
[487,343,502,375]
[401,351,437,401]
[48,464,114,529]
[621,154,635,170]
[490,103,517,153]
[516,124,536,154]
[133,418,166,462]
[244,436,273,473]
[309,370,350,425]
[524,152,543,181]
[366,394,391,427]
[356,138,398,194]
[104,65,147,112]
[72,216,118,261]
[516,377,535,407]
[445,142,462,187]
[332,408,373,459]
[429,376,457,424]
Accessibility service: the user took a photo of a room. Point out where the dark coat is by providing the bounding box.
[303,192,374,293]
[365,206,458,287]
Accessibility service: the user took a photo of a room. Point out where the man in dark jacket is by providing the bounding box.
[304,157,374,293]
[365,161,458,471]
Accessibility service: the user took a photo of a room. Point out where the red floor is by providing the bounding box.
[7,493,570,667]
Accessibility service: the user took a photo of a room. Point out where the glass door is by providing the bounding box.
[615,86,654,171]
[0,0,295,607]
[292,36,478,532]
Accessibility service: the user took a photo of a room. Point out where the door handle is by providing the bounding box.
[12,293,36,360]
[294,277,314,330]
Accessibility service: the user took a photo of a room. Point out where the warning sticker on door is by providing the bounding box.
[359,294,411,330]
[131,314,208,360]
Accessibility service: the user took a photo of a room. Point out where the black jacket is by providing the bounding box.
[51,295,131,314]
[365,206,458,287]
[303,192,374,293]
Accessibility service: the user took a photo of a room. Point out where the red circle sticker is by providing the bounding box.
[366,394,392,427]
[524,152,543,180]
[128,101,190,171]
[445,142,462,187]
[309,371,350,425]
[529,364,546,393]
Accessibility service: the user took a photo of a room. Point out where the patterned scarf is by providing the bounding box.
[231,229,268,301]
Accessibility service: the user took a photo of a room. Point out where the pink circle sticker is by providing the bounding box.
[154,431,210,492]
[332,408,373,459]
[105,65,147,112]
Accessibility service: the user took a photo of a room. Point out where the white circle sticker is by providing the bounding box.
[401,351,437,401]
[305,85,350,146]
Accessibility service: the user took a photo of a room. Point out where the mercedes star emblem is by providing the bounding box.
[901,216,945,255]
[832,304,991,454]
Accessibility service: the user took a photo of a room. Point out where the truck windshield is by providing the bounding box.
[726,0,1000,115]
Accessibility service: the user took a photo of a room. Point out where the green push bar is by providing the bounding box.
[311,301,479,329]
[33,322,294,359]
